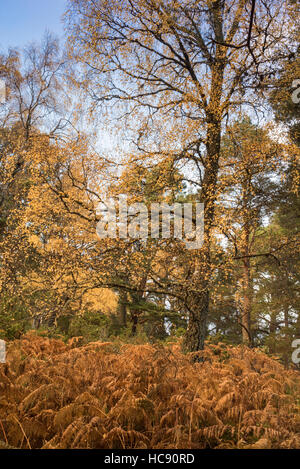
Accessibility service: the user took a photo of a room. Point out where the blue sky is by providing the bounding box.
[0,0,66,52]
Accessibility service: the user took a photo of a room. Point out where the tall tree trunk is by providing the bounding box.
[268,311,277,355]
[131,312,139,336]
[117,290,127,327]
[182,290,209,355]
[239,173,253,345]
[283,304,290,369]
[182,118,221,355]
[130,278,147,336]
[241,258,252,345]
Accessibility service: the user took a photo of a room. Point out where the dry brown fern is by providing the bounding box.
[0,333,299,449]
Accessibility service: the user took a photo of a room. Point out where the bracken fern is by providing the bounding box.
[0,333,299,449]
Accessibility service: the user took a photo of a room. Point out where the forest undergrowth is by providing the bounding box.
[0,333,299,449]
